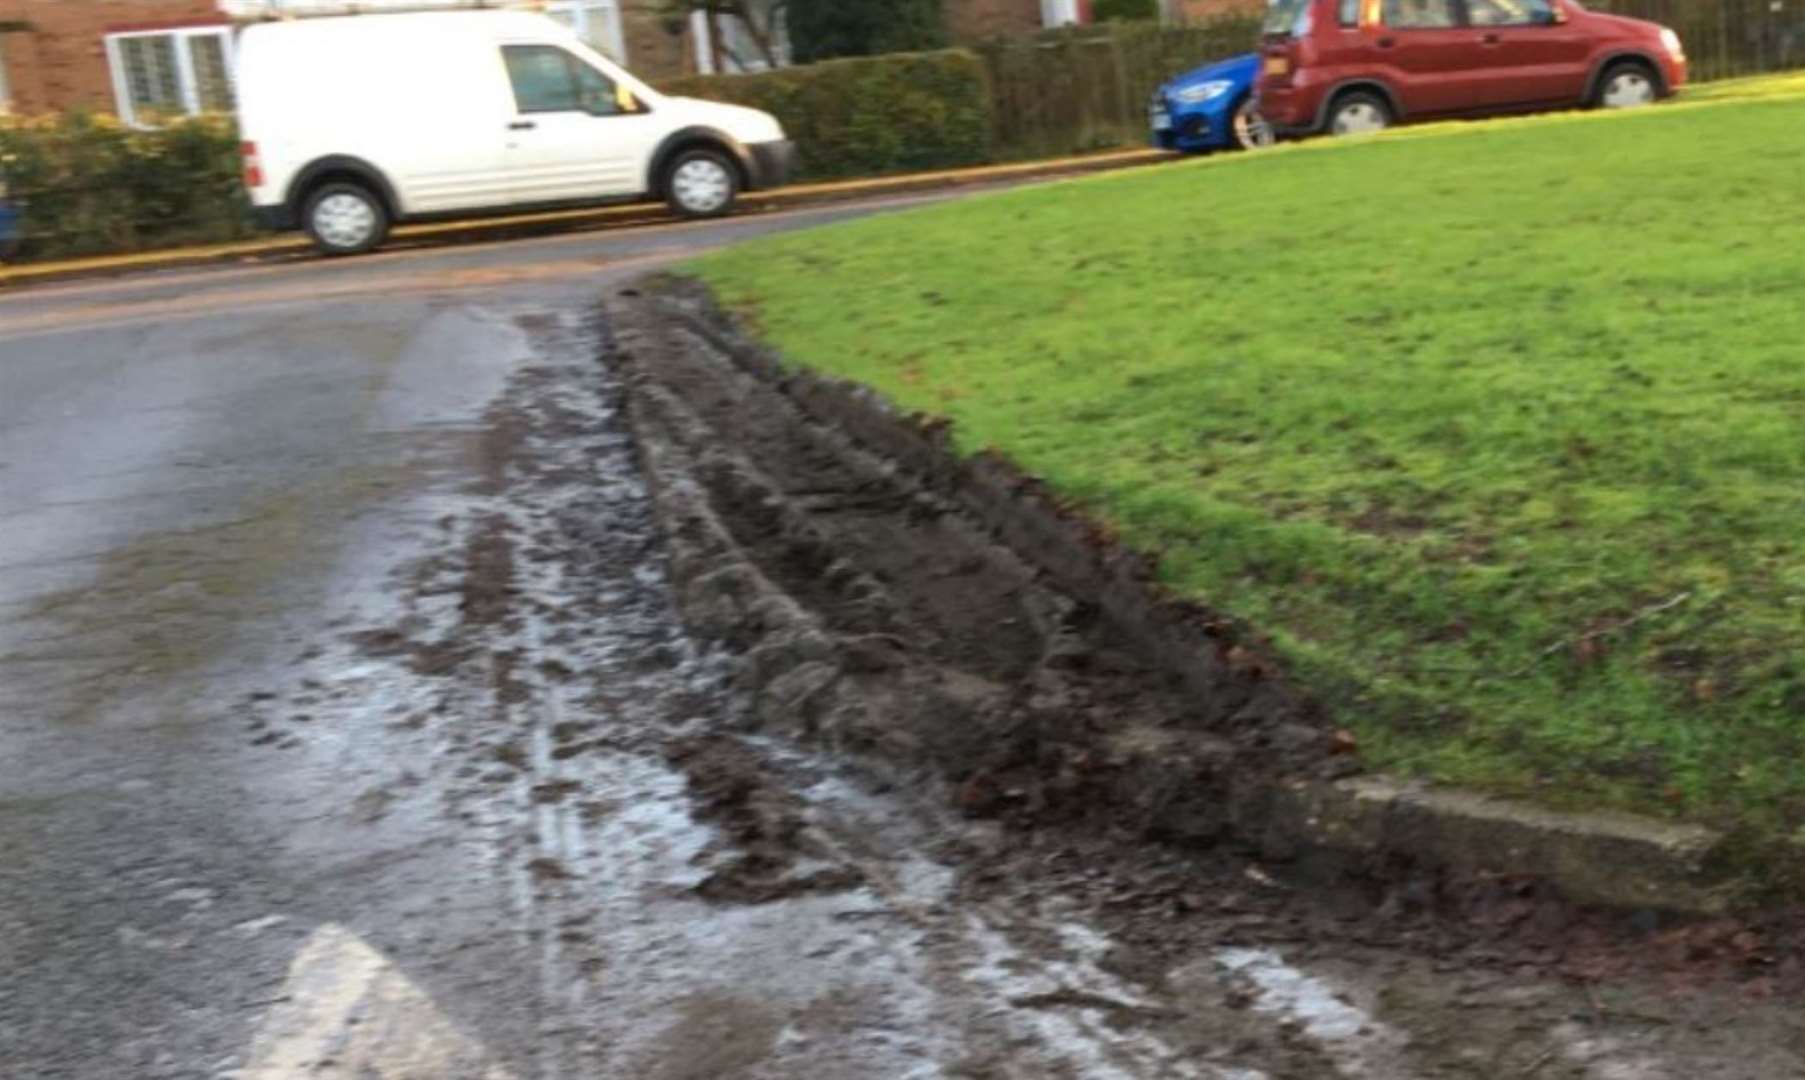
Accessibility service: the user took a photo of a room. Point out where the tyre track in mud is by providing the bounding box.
[268,304,1319,1077]
[604,280,1805,1079]
[213,294,1804,1079]
[261,299,1420,1078]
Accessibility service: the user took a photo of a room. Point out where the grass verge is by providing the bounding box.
[691,73,1805,842]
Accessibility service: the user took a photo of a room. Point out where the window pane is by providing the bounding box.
[1382,0,1457,27]
[580,3,620,59]
[502,45,580,112]
[716,11,784,71]
[1467,0,1550,24]
[120,35,183,119]
[571,60,620,114]
[1338,0,1361,25]
[546,2,625,59]
[189,34,234,112]
[1263,0,1312,35]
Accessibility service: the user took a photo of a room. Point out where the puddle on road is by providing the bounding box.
[3,302,539,731]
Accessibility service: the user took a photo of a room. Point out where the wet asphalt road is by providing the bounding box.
[3,192,1803,1079]
[0,196,962,1078]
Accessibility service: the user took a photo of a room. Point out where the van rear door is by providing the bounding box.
[242,17,517,217]
[383,24,519,214]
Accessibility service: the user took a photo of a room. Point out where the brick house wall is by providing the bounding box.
[0,0,225,114]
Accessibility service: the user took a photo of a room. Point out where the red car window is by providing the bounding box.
[1466,0,1556,24]
[1382,0,1459,27]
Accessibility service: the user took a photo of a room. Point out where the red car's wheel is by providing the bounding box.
[1596,61,1658,108]
[1327,90,1392,135]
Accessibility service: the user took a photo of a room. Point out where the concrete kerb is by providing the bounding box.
[0,149,1172,289]
[617,275,1745,917]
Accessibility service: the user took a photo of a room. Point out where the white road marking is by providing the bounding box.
[239,923,515,1079]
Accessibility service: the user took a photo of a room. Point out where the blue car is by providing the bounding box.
[1149,53,1274,154]
[0,177,19,262]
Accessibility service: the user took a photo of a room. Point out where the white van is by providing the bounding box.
[233,6,796,254]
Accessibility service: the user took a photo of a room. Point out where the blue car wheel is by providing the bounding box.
[1230,97,1276,151]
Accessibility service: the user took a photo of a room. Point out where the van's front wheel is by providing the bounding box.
[304,182,389,256]
[664,149,739,219]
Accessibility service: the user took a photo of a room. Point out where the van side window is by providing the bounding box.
[502,44,622,115]
[1381,0,1458,27]
[1338,0,1360,25]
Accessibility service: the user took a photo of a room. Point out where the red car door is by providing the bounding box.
[1465,0,1593,107]
[1376,0,1490,116]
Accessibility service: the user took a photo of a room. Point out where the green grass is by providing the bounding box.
[693,74,1805,837]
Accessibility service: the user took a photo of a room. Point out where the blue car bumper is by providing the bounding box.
[1151,104,1230,152]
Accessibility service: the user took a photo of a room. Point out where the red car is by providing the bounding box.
[1256,0,1685,136]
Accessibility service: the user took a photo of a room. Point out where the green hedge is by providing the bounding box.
[977,17,1262,158]
[660,48,993,181]
[0,113,251,259]
[1093,0,1161,21]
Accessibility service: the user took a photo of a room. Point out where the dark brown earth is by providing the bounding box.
[611,288,1350,841]
[606,277,1805,1016]
[274,292,1801,1077]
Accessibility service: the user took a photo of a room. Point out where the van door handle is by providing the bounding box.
[1376,36,1396,47]
[1479,32,1501,44]
[508,120,536,131]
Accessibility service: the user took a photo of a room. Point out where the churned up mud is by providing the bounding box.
[211,296,1801,1079]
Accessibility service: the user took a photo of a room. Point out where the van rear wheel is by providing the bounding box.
[664,148,739,219]
[303,181,389,256]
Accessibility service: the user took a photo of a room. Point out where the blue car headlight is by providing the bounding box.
[1171,80,1235,106]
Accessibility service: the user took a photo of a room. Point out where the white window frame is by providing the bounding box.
[1042,0,1083,26]
[104,26,235,127]
[545,0,627,64]
[690,10,717,75]
[689,3,788,75]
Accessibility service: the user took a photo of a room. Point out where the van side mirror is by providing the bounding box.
[1546,2,1567,23]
